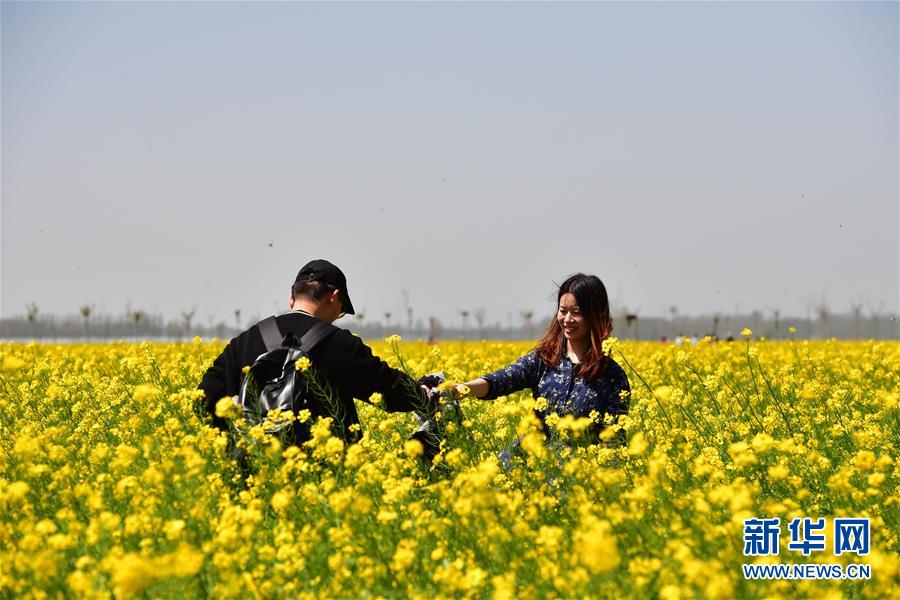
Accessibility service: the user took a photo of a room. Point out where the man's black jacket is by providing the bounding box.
[198,311,425,442]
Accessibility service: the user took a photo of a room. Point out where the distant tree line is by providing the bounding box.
[1,304,897,341]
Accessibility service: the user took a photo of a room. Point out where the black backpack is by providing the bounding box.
[235,315,336,447]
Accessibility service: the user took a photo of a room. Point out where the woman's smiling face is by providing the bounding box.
[558,292,588,344]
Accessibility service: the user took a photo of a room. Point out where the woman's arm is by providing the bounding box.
[453,351,540,401]
[455,378,490,399]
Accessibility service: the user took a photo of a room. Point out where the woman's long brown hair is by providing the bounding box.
[535,274,613,381]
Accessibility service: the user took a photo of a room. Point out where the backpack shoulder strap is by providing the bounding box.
[299,320,338,352]
[257,316,283,352]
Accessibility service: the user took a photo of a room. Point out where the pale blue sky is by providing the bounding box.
[2,1,898,327]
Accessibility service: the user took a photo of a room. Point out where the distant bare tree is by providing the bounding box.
[851,302,863,339]
[669,305,678,337]
[26,302,39,338]
[804,298,817,338]
[132,310,145,339]
[458,309,470,339]
[624,310,639,339]
[428,316,441,341]
[234,309,242,330]
[134,311,145,334]
[751,310,762,335]
[181,308,196,337]
[817,303,830,339]
[474,307,487,339]
[80,305,92,338]
[402,289,413,333]
[867,301,884,339]
[520,309,534,339]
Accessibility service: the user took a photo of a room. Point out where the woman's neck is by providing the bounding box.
[567,338,589,362]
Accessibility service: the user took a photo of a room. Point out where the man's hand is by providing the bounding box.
[413,372,443,417]
[417,372,445,391]
[417,372,445,414]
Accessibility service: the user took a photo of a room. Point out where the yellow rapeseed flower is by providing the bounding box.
[215,396,239,419]
[103,553,157,597]
[573,516,620,574]
[628,431,648,456]
[1,355,26,372]
[271,490,293,511]
[403,439,424,459]
[601,336,619,356]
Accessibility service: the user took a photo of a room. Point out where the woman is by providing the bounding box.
[453,273,630,458]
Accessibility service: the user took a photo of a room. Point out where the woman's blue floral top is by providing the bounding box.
[481,350,630,443]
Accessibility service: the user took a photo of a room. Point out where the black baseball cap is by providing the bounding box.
[294,259,355,315]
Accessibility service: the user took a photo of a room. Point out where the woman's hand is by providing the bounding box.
[449,379,489,400]
[448,383,471,400]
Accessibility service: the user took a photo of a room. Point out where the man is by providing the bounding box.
[198,259,430,444]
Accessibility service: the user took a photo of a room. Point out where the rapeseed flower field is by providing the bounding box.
[1,337,897,598]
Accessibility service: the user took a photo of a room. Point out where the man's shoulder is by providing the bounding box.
[272,311,315,329]
[272,312,331,340]
[328,327,368,351]
[270,313,368,351]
